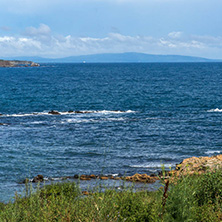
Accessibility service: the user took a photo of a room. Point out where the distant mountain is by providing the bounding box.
[4,52,219,63]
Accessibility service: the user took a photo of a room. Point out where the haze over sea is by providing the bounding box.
[0,62,221,202]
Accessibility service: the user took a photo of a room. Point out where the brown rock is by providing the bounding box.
[80,175,91,180]
[124,173,158,183]
[169,154,222,180]
[82,191,89,195]
[89,174,96,179]
[33,174,44,183]
[100,176,108,180]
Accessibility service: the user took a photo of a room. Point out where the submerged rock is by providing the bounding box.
[74,174,79,179]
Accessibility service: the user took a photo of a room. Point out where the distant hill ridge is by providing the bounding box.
[3,52,219,63]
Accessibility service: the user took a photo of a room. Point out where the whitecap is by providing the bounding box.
[61,118,97,124]
[205,150,221,154]
[4,112,48,117]
[105,117,125,121]
[74,110,135,114]
[61,117,125,124]
[29,121,45,125]
[207,108,222,112]
[2,110,135,117]
[130,163,176,168]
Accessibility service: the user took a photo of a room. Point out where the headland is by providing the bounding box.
[0,59,39,67]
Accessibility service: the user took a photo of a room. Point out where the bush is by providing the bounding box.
[0,170,222,221]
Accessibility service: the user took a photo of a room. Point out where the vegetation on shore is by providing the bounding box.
[0,168,222,221]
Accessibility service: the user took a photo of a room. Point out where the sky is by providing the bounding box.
[1,0,222,59]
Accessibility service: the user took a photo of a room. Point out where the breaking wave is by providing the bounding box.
[205,150,221,155]
[130,163,176,169]
[207,108,222,112]
[1,110,135,117]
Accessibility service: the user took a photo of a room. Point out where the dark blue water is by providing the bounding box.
[0,63,221,202]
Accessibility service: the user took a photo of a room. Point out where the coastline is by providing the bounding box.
[0,59,39,67]
[1,154,222,221]
[23,154,222,185]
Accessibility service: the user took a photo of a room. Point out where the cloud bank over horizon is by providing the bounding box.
[1,0,222,59]
[0,24,222,59]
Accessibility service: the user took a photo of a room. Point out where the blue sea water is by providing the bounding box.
[0,63,221,202]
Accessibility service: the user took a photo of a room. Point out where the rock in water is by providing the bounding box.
[33,175,44,183]
[48,110,61,115]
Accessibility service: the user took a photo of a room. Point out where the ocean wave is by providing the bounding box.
[205,150,221,155]
[3,112,49,117]
[207,108,222,112]
[61,119,97,124]
[1,110,135,117]
[130,163,176,168]
[61,117,126,124]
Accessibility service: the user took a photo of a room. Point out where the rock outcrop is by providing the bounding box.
[0,60,40,67]
[125,173,158,183]
[48,110,61,115]
[169,154,222,178]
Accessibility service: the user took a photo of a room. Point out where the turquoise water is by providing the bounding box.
[0,63,221,202]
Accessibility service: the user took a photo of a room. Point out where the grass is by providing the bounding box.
[0,169,222,221]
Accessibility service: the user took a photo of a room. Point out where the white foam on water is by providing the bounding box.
[111,174,119,177]
[95,110,135,114]
[105,117,125,121]
[205,150,221,154]
[207,108,222,112]
[73,110,135,114]
[29,121,45,125]
[2,110,135,117]
[51,177,62,181]
[130,163,176,168]
[61,117,126,124]
[4,112,49,117]
[62,118,97,124]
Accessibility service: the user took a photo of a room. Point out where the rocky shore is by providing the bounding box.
[24,154,222,185]
[170,154,222,177]
[0,59,39,67]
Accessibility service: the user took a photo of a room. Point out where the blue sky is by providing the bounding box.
[1,0,222,59]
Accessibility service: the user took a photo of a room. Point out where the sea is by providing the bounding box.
[0,63,221,202]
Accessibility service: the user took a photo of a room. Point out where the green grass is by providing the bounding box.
[1,169,222,221]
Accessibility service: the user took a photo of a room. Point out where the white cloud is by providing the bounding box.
[1,25,222,59]
[168,31,183,39]
[25,24,51,37]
